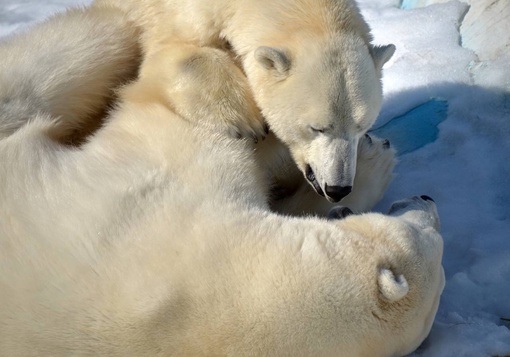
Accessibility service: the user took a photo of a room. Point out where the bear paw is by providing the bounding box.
[226,112,268,144]
[139,43,268,143]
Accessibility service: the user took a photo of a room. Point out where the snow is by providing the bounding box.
[0,0,85,37]
[363,1,510,355]
[1,0,509,355]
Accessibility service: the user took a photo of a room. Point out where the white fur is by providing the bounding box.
[0,0,396,215]
[0,34,444,356]
[378,268,410,302]
[268,132,397,215]
[93,0,397,206]
[0,6,141,143]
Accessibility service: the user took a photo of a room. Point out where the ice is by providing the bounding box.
[371,99,448,155]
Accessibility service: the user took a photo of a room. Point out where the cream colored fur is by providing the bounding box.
[0,0,396,214]
[0,35,444,357]
[267,132,397,215]
[0,6,141,144]
[93,0,397,208]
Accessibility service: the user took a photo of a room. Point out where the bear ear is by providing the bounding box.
[370,44,396,69]
[255,46,291,76]
[327,206,354,220]
[378,268,409,302]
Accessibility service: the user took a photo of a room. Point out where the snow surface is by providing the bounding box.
[0,0,509,355]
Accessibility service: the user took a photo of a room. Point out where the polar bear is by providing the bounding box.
[91,0,397,206]
[0,1,396,214]
[0,41,444,356]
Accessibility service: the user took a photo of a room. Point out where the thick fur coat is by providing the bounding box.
[91,0,397,209]
[0,20,444,355]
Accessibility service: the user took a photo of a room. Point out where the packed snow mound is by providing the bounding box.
[399,0,510,90]
[390,0,510,57]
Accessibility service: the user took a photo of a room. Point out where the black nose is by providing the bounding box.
[327,206,354,220]
[420,195,435,202]
[324,184,352,202]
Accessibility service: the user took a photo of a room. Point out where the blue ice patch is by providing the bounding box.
[400,0,420,9]
[370,99,448,156]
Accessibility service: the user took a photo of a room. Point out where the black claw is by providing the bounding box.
[383,139,391,149]
[252,135,259,144]
[420,195,435,202]
[236,132,243,140]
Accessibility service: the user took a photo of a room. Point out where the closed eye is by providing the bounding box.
[310,126,324,133]
[309,125,333,134]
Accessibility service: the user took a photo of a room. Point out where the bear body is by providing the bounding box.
[93,0,397,208]
[0,28,444,356]
[0,0,396,215]
[0,7,141,144]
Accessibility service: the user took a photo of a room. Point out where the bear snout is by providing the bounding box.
[388,195,440,231]
[388,195,436,214]
[324,184,352,202]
